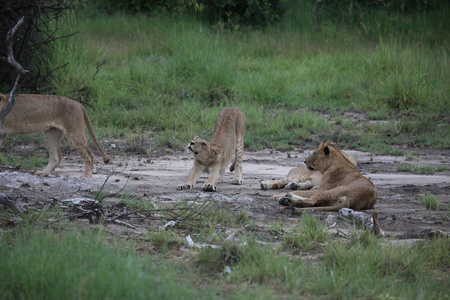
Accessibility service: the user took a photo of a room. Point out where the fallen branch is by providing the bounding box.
[43,194,217,231]
[105,218,137,229]
[0,165,21,170]
[0,193,27,214]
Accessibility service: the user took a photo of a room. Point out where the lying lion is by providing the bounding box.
[178,107,246,192]
[260,150,356,191]
[272,142,377,211]
[0,94,110,178]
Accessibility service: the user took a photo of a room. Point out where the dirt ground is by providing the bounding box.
[1,147,449,238]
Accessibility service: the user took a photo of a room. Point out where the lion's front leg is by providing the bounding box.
[203,167,221,192]
[278,192,315,208]
[36,128,64,177]
[178,164,200,190]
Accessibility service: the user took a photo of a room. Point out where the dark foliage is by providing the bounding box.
[0,0,77,93]
[91,0,287,28]
[194,0,286,28]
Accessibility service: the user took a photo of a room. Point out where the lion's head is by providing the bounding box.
[188,136,223,163]
[304,141,355,172]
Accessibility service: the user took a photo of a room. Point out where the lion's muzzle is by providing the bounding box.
[188,142,198,155]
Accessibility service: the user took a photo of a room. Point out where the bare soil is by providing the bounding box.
[1,148,449,238]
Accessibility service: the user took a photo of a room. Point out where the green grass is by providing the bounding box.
[282,211,330,252]
[0,152,47,170]
[395,163,447,175]
[1,206,449,299]
[420,193,441,211]
[319,237,450,299]
[0,224,214,300]
[1,6,449,297]
[14,4,446,155]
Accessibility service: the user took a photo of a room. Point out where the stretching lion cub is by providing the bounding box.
[260,150,356,191]
[178,107,246,192]
[0,94,110,178]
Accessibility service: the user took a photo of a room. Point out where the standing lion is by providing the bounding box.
[0,94,110,178]
[178,107,246,192]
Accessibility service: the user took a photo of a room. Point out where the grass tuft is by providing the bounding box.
[282,212,329,252]
[420,193,440,211]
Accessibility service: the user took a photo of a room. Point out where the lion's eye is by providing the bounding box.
[201,142,207,146]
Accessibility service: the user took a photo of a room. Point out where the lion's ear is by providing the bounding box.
[324,146,330,156]
[211,144,223,154]
[0,94,6,102]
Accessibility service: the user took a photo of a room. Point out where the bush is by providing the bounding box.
[90,0,286,27]
[0,0,77,92]
[196,0,286,28]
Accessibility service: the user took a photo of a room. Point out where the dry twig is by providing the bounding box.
[0,17,30,139]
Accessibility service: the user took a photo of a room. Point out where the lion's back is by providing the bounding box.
[211,107,246,153]
[1,94,84,134]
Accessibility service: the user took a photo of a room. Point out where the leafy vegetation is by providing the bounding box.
[1,1,446,157]
[1,4,449,298]
[420,193,440,211]
[0,0,77,91]
[0,152,47,170]
[0,225,213,300]
[282,211,329,252]
[396,163,448,175]
[1,213,448,299]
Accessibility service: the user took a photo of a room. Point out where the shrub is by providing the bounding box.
[0,0,77,92]
[90,0,286,27]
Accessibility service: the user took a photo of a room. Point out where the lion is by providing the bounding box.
[177,107,246,192]
[272,141,376,211]
[0,94,110,178]
[260,150,356,191]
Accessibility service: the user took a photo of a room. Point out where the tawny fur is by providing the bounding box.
[261,165,322,190]
[272,141,376,211]
[0,94,110,178]
[178,107,246,192]
[261,150,356,191]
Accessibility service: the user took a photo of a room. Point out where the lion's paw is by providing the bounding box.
[232,179,243,185]
[202,184,217,192]
[260,181,270,190]
[286,182,300,190]
[279,197,292,207]
[177,184,194,190]
[271,193,288,201]
[35,171,48,177]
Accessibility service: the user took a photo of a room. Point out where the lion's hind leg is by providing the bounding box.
[231,135,244,185]
[285,180,313,190]
[36,128,63,177]
[261,177,291,190]
[65,128,94,179]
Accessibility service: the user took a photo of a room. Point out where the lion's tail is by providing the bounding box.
[82,106,110,164]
